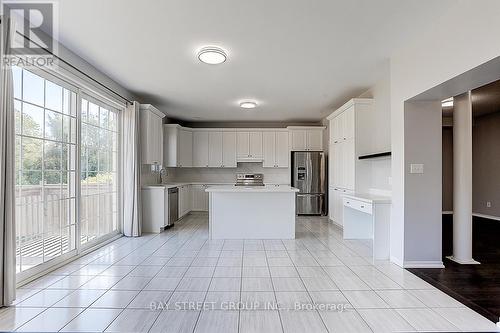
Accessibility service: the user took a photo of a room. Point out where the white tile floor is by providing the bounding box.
[2,214,499,332]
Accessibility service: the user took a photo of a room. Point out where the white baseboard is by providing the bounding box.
[403,260,444,268]
[442,211,500,221]
[446,256,480,265]
[472,213,500,221]
[329,218,343,229]
[390,256,404,267]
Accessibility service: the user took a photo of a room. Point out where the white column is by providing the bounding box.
[448,91,479,264]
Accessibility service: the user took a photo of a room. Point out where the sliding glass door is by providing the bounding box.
[13,66,121,278]
[13,67,78,273]
[80,97,119,245]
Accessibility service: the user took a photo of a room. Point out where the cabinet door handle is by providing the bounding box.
[361,205,365,208]
[346,201,350,204]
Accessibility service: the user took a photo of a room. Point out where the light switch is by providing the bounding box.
[410,163,424,174]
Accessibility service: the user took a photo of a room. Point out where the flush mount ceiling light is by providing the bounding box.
[442,97,453,108]
[197,46,227,65]
[239,101,258,109]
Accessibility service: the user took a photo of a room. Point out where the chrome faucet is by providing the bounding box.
[159,167,167,184]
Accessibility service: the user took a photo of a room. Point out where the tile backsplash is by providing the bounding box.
[142,162,290,185]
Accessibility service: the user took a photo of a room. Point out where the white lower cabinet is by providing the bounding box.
[178,185,192,217]
[141,187,169,233]
[191,185,209,211]
[329,187,354,227]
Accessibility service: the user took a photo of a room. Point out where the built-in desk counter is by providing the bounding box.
[342,192,391,262]
[206,185,299,239]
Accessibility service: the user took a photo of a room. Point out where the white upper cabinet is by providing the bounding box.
[263,130,289,168]
[222,132,237,168]
[290,130,307,151]
[163,125,193,168]
[193,131,209,167]
[237,131,263,161]
[208,131,223,167]
[307,129,323,151]
[191,130,237,168]
[179,128,193,167]
[288,126,325,151]
[140,104,165,165]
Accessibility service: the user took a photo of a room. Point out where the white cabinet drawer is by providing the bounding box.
[343,198,372,214]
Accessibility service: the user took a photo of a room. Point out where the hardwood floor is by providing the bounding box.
[409,215,500,323]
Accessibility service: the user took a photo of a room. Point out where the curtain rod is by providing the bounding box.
[14,29,133,105]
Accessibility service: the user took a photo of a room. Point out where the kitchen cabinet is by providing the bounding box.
[263,131,289,168]
[327,98,373,206]
[193,131,209,167]
[288,127,325,151]
[208,132,223,167]
[140,104,165,165]
[179,184,191,217]
[237,131,263,161]
[163,125,193,167]
[329,186,354,227]
[191,184,209,211]
[222,132,237,167]
[141,186,169,233]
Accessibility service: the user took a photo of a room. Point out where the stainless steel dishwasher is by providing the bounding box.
[167,187,178,228]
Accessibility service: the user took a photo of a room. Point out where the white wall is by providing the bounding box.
[358,63,392,192]
[390,0,500,265]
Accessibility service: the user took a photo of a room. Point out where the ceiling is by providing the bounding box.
[57,0,455,122]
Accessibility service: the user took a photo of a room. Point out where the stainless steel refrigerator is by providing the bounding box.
[292,151,326,215]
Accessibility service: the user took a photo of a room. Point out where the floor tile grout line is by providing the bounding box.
[146,213,209,333]
[286,235,338,333]
[50,214,203,332]
[301,217,420,332]
[190,234,225,333]
[267,240,286,333]
[83,216,203,332]
[300,217,375,332]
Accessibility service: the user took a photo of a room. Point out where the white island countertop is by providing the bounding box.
[206,185,299,193]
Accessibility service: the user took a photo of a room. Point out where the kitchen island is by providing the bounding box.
[206,185,299,239]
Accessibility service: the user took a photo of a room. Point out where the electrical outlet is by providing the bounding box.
[410,163,424,174]
[486,201,491,208]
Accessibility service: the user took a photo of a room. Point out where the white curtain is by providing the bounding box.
[122,101,142,237]
[0,18,17,306]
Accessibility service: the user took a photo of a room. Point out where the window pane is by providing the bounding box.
[62,89,70,115]
[62,115,71,143]
[44,141,62,170]
[22,103,43,138]
[22,70,44,107]
[45,80,63,112]
[81,99,88,122]
[22,138,43,170]
[88,102,99,125]
[99,107,109,128]
[45,110,62,141]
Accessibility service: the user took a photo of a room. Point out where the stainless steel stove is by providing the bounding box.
[235,173,264,186]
